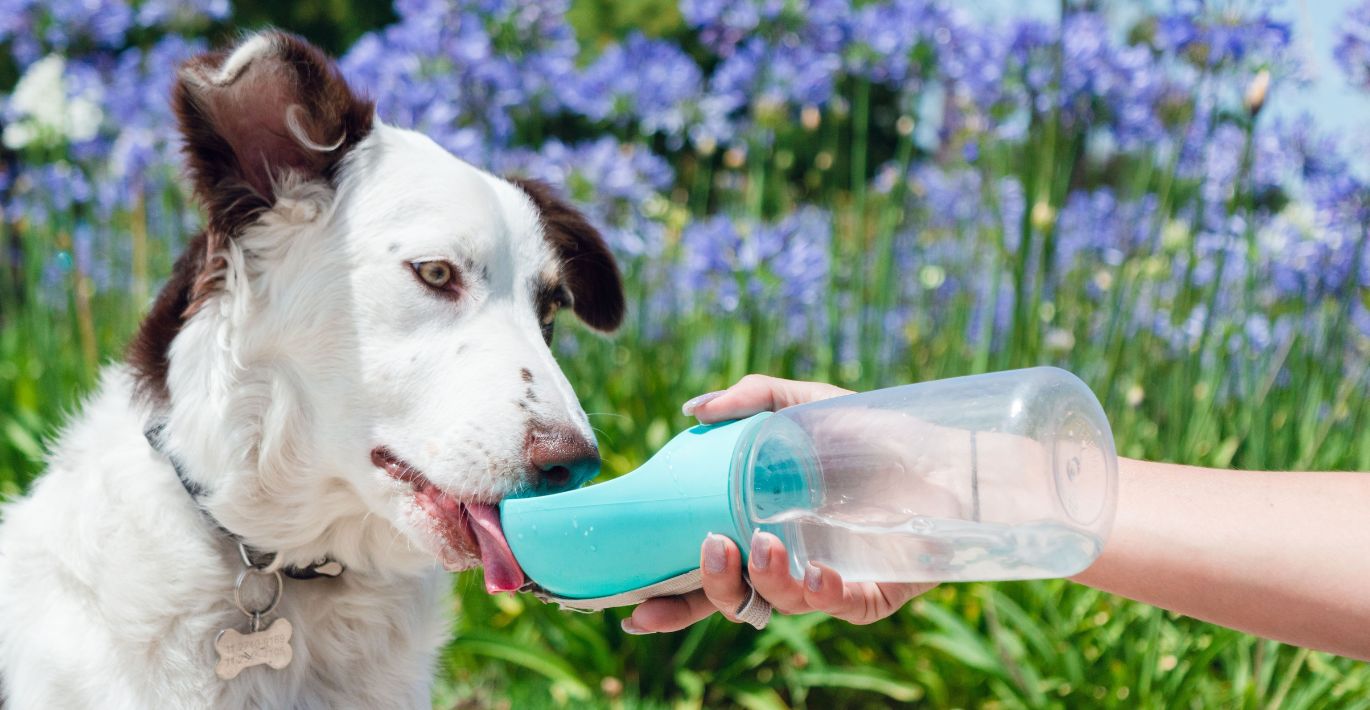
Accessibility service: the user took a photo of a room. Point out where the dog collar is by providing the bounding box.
[143,421,344,581]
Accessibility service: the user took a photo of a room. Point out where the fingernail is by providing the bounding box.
[703,533,727,574]
[805,563,822,592]
[750,529,770,570]
[681,391,725,416]
[621,618,651,635]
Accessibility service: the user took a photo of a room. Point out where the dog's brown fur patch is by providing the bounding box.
[129,31,374,404]
[509,178,625,332]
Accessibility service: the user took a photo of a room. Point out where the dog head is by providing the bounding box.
[129,31,624,586]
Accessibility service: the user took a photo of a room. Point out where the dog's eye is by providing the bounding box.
[539,289,570,344]
[410,260,461,296]
[540,302,560,327]
[540,303,558,344]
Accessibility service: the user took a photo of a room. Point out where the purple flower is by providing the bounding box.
[342,0,581,155]
[681,0,771,55]
[1055,190,1158,274]
[1059,13,1166,149]
[135,0,229,28]
[708,35,843,113]
[560,33,704,141]
[906,164,983,232]
[1154,2,1294,70]
[683,0,853,143]
[847,0,949,85]
[1337,1,1370,89]
[677,207,832,341]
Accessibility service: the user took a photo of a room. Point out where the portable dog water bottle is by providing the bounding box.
[501,367,1117,607]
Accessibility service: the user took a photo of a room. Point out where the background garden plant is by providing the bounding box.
[1,0,1368,706]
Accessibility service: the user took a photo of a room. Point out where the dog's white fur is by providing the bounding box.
[0,34,605,707]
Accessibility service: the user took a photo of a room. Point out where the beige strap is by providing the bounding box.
[733,585,773,629]
[525,570,704,611]
[525,570,773,630]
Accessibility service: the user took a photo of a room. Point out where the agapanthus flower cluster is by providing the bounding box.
[845,0,951,86]
[0,0,225,64]
[1154,1,1294,71]
[556,33,705,143]
[1,2,220,233]
[1057,13,1168,150]
[678,208,831,330]
[1055,190,1159,271]
[341,0,580,162]
[1336,1,1370,90]
[3,0,1368,368]
[683,0,853,141]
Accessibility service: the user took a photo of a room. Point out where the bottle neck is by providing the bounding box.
[727,412,775,554]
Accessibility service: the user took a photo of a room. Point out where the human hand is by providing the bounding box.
[620,374,937,634]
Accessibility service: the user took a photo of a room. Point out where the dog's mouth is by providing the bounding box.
[371,447,525,593]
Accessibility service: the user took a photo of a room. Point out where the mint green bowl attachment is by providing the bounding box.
[500,413,772,600]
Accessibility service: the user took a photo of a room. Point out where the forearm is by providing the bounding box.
[1072,457,1370,660]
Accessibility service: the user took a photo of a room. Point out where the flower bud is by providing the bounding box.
[1030,199,1056,232]
[723,146,747,169]
[1244,69,1270,117]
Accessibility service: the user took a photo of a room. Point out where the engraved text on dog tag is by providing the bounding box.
[215,617,294,679]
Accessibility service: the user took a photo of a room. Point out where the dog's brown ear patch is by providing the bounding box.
[511,178,626,332]
[174,30,374,236]
[131,32,373,404]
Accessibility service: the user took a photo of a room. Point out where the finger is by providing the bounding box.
[692,375,850,424]
[800,562,867,621]
[746,530,810,614]
[799,564,886,624]
[624,590,715,634]
[801,562,934,625]
[700,533,750,620]
[800,562,845,611]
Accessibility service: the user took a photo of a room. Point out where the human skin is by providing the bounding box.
[622,375,1370,662]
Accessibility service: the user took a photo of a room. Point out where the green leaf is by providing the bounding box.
[1211,436,1240,468]
[760,614,829,670]
[917,602,1005,677]
[727,683,789,710]
[793,668,922,702]
[447,632,591,700]
[3,417,44,463]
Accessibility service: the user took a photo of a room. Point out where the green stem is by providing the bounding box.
[850,78,871,222]
[861,120,917,386]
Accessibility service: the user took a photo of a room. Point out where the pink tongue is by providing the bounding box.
[464,503,526,593]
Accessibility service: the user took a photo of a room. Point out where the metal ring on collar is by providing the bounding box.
[734,585,773,630]
[233,566,284,619]
[238,541,275,570]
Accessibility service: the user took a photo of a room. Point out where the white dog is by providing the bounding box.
[0,30,624,708]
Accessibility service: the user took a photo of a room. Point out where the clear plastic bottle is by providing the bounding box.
[734,367,1116,582]
[502,367,1117,601]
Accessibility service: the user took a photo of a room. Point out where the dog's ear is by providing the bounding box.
[174,30,374,235]
[511,178,626,332]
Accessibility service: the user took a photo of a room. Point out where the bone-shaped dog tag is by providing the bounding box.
[214,617,293,679]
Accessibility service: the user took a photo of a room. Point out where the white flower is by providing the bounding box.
[2,54,105,150]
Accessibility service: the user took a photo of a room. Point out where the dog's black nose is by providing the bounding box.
[525,423,600,493]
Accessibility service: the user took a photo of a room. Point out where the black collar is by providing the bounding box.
[143,421,344,581]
